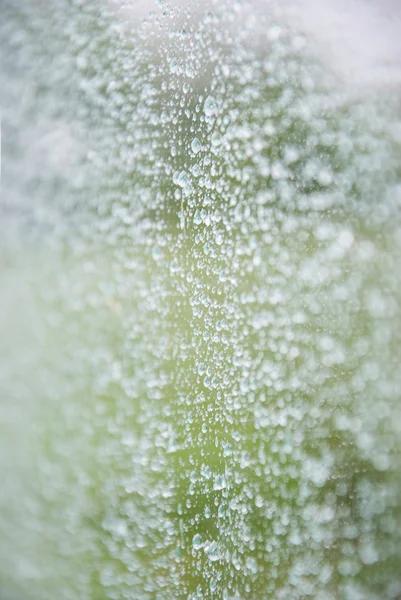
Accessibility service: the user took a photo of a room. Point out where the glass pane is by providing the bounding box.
[1,1,401,599]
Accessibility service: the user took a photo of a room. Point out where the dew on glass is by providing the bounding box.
[1,0,401,599]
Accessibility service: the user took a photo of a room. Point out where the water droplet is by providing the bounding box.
[194,209,202,225]
[205,540,221,562]
[152,246,162,261]
[176,170,189,188]
[211,131,222,146]
[192,533,203,550]
[246,557,258,574]
[214,474,226,490]
[204,95,218,117]
[191,137,201,154]
[215,232,224,246]
[201,464,212,480]
[268,23,282,41]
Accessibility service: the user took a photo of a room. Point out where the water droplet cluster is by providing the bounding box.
[1,1,401,599]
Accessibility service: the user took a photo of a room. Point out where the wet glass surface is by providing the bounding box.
[1,2,401,598]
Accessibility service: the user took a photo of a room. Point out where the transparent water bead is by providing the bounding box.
[192,533,203,551]
[205,541,221,562]
[174,169,190,189]
[193,209,202,225]
[213,474,227,490]
[204,95,218,117]
[191,137,201,154]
